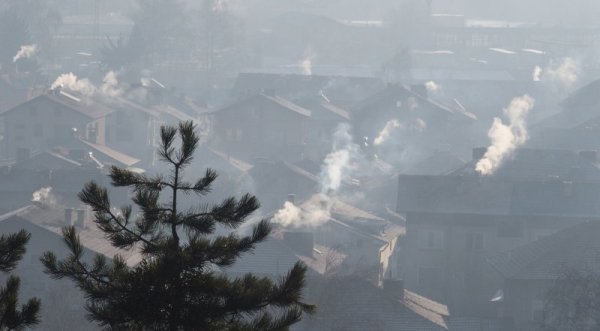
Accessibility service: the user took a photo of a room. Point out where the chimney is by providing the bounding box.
[579,150,597,165]
[75,209,86,228]
[383,279,405,301]
[64,208,74,226]
[472,147,487,161]
[283,231,314,257]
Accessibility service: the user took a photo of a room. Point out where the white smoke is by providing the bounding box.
[272,195,332,228]
[425,81,441,95]
[99,71,123,98]
[320,123,359,193]
[13,44,38,62]
[476,95,535,175]
[374,120,402,146]
[51,71,124,99]
[300,47,316,76]
[543,57,581,89]
[51,73,97,97]
[533,65,542,82]
[32,187,56,206]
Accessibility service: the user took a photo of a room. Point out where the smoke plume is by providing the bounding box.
[13,44,38,62]
[543,57,581,89]
[374,120,402,146]
[300,47,316,76]
[272,195,332,228]
[51,73,97,97]
[99,71,124,98]
[320,123,359,193]
[32,187,56,206]
[476,95,535,175]
[51,72,125,99]
[425,81,441,95]
[533,65,542,82]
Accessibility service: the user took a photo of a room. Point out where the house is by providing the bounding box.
[210,93,312,163]
[0,204,141,330]
[351,83,476,162]
[269,193,403,285]
[298,277,450,331]
[488,221,600,331]
[0,91,112,160]
[396,148,600,316]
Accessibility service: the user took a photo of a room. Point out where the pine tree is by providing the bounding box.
[41,121,314,330]
[0,230,41,330]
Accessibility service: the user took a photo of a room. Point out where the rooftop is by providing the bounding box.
[0,205,142,266]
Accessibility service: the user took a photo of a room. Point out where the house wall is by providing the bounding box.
[317,221,385,281]
[212,98,308,162]
[0,97,92,159]
[105,109,157,161]
[402,212,587,316]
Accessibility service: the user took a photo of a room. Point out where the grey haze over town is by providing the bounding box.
[1,0,600,330]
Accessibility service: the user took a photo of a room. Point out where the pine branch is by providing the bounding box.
[0,230,30,272]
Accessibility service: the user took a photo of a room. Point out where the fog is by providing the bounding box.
[1,0,600,330]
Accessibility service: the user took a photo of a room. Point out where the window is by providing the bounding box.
[498,221,524,238]
[466,233,484,250]
[419,230,444,250]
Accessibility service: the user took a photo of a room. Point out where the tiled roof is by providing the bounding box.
[488,220,600,280]
[0,205,142,266]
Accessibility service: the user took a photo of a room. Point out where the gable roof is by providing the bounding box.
[352,83,459,116]
[1,92,113,120]
[218,93,312,118]
[488,220,600,280]
[0,205,142,266]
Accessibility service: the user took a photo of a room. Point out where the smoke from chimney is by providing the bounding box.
[51,73,96,97]
[476,95,535,175]
[32,187,56,207]
[13,44,38,63]
[374,120,402,146]
[543,57,581,90]
[320,123,359,193]
[532,65,543,82]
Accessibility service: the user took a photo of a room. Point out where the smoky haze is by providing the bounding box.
[1,0,600,330]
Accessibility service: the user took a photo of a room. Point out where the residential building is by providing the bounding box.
[210,93,312,163]
[0,91,112,159]
[488,220,600,330]
[396,148,600,316]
